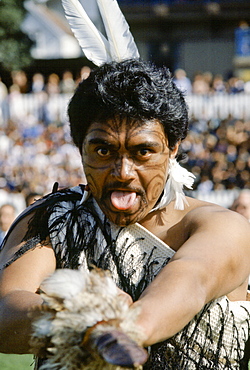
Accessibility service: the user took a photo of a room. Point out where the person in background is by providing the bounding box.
[80,66,92,81]
[10,70,29,94]
[25,192,43,207]
[0,76,8,102]
[60,70,76,94]
[230,189,250,222]
[31,73,45,94]
[192,71,211,95]
[173,68,192,95]
[45,73,60,95]
[0,204,16,246]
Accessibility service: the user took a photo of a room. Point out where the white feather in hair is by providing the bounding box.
[96,0,139,62]
[61,0,111,66]
[61,0,139,66]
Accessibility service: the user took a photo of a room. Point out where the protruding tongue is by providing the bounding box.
[111,191,137,210]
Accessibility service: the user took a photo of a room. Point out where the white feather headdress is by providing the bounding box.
[61,0,140,66]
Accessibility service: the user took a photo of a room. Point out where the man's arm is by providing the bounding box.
[134,206,250,347]
[0,214,56,354]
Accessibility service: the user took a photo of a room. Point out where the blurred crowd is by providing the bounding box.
[0,66,249,218]
[181,116,249,192]
[1,66,249,99]
[173,68,250,95]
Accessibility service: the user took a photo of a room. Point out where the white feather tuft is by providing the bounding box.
[61,0,112,66]
[32,315,54,337]
[152,158,196,211]
[31,268,146,369]
[40,269,87,299]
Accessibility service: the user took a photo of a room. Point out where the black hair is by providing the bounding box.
[68,59,188,154]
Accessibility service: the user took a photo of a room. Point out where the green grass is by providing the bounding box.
[0,353,249,369]
[0,354,34,370]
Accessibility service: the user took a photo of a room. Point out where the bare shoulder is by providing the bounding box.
[0,211,56,296]
[182,197,250,248]
[165,196,250,255]
[0,211,36,268]
[147,196,250,252]
[184,196,250,231]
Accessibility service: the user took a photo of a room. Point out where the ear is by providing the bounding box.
[170,141,180,159]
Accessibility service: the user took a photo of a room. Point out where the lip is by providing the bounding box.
[104,186,140,198]
[109,188,137,193]
[105,183,144,194]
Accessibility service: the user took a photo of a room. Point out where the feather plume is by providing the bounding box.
[151,158,196,212]
[61,0,112,66]
[30,268,148,369]
[96,0,139,61]
[61,0,140,66]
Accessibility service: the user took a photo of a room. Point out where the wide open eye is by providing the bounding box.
[136,148,153,159]
[139,148,150,156]
[96,147,110,157]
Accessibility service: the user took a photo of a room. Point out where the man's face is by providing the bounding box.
[82,118,173,226]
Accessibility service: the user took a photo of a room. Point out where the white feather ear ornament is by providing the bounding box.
[152,158,196,212]
[61,0,140,66]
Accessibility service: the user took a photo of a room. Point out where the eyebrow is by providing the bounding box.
[130,141,162,148]
[88,138,161,148]
[127,141,163,152]
[88,138,113,146]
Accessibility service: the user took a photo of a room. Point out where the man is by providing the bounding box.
[230,190,250,222]
[0,204,16,246]
[0,60,250,369]
[25,192,43,207]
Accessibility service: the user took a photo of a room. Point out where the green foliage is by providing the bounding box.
[0,0,33,71]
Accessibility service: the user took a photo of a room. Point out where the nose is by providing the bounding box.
[112,156,135,182]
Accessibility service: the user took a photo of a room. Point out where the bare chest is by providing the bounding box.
[139,209,190,252]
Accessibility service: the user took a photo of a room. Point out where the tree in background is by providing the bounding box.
[0,0,33,72]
